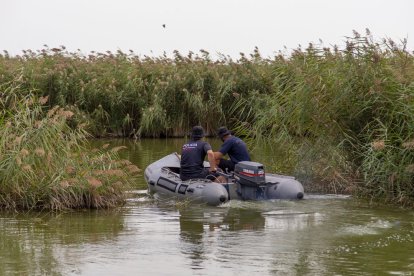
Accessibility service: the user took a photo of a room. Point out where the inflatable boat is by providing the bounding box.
[144,153,304,206]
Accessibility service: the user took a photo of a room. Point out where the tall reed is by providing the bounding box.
[1,30,413,205]
[0,46,272,137]
[0,76,139,210]
[231,31,414,205]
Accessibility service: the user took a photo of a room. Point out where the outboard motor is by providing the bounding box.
[234,161,266,200]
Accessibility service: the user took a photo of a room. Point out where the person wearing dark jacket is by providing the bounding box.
[213,126,251,172]
[180,126,219,181]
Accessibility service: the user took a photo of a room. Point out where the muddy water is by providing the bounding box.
[1,139,413,275]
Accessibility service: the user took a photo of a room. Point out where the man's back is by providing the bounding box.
[219,136,250,163]
[180,140,211,179]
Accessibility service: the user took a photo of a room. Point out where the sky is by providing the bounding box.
[1,0,413,58]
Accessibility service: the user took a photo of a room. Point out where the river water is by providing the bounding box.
[1,138,414,275]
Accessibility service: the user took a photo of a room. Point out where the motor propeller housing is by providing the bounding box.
[234,161,267,200]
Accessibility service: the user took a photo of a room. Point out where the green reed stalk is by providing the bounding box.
[1,30,413,205]
[0,76,139,211]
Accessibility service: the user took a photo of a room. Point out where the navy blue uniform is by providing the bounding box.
[180,140,213,181]
[218,136,250,171]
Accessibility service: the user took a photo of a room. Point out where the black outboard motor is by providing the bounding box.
[234,161,266,200]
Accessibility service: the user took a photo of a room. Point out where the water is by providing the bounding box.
[1,139,414,275]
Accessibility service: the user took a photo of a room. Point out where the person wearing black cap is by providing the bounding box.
[180,126,220,181]
[214,126,251,172]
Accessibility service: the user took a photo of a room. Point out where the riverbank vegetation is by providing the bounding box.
[232,31,414,206]
[1,30,413,206]
[0,77,140,210]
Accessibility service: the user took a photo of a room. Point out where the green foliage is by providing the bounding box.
[0,46,273,137]
[0,76,139,211]
[1,30,414,205]
[231,31,414,205]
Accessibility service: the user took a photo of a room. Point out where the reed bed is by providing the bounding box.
[1,30,413,205]
[232,31,414,205]
[0,76,139,210]
[0,46,272,137]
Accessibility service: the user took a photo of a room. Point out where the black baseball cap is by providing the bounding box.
[217,127,231,139]
[191,126,205,139]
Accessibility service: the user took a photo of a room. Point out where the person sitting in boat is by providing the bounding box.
[214,126,251,172]
[180,126,221,182]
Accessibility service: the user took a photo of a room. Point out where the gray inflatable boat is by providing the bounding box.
[144,153,304,206]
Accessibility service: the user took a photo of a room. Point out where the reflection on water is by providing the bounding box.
[173,201,320,274]
[1,138,414,275]
[1,195,414,275]
[0,210,125,275]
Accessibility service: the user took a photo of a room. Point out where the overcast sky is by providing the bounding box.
[1,0,413,58]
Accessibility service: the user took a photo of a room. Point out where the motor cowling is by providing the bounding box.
[234,161,266,200]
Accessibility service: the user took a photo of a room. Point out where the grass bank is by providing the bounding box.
[0,76,140,211]
[232,31,414,206]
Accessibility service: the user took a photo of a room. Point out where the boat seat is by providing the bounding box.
[182,178,212,183]
[162,167,214,183]
[161,167,181,179]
